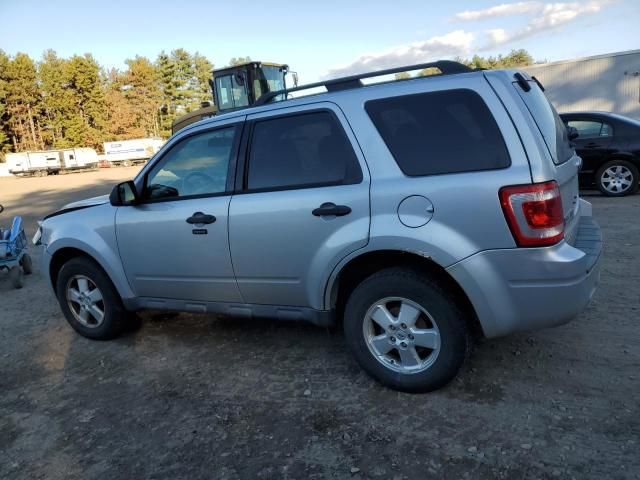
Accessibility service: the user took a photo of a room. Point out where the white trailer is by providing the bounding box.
[5,148,98,176]
[102,138,164,166]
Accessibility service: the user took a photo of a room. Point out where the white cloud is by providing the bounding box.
[324,30,474,79]
[323,1,613,79]
[453,2,541,21]
[481,0,612,47]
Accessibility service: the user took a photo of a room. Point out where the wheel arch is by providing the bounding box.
[327,249,484,338]
[49,247,102,293]
[47,243,134,301]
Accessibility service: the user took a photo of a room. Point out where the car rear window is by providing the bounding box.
[513,80,574,165]
[365,89,511,176]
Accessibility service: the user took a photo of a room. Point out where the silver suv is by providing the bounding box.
[34,62,602,392]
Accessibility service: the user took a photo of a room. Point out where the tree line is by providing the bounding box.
[0,48,536,159]
[0,49,223,158]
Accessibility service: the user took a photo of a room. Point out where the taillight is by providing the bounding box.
[499,181,564,247]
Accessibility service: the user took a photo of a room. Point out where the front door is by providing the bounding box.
[228,104,370,310]
[116,122,244,302]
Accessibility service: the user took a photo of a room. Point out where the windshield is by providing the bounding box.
[253,66,286,101]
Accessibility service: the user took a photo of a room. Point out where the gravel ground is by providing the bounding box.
[1,170,639,480]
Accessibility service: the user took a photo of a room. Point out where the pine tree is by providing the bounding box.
[122,56,162,137]
[62,54,107,149]
[5,53,43,151]
[39,50,70,149]
[0,50,11,156]
[156,51,178,136]
[192,52,214,106]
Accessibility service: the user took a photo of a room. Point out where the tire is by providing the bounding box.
[595,160,639,197]
[122,160,132,167]
[55,256,126,340]
[343,268,470,393]
[9,266,24,289]
[21,253,33,275]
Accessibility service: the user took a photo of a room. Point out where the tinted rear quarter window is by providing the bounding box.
[365,89,511,176]
[513,81,574,164]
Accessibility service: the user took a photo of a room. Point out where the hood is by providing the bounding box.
[62,194,110,210]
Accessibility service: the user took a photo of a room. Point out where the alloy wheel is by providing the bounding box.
[363,297,441,374]
[66,275,106,328]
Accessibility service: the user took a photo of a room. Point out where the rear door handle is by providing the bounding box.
[312,202,352,217]
[186,212,216,224]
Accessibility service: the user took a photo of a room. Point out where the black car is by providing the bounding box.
[560,112,640,196]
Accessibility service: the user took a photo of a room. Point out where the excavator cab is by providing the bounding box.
[211,62,292,112]
[171,61,295,135]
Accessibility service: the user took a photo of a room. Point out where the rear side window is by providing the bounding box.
[247,111,362,191]
[513,80,574,164]
[567,120,613,138]
[365,89,510,176]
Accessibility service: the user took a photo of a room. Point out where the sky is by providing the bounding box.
[0,0,638,82]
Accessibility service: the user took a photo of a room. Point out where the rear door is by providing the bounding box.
[511,77,581,237]
[228,103,370,310]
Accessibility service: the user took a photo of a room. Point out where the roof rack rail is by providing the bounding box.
[255,60,473,107]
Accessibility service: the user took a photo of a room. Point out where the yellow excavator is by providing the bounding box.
[171,61,296,134]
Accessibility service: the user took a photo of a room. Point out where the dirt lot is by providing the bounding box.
[1,169,639,480]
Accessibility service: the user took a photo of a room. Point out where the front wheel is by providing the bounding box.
[343,268,470,393]
[55,257,126,340]
[596,160,639,197]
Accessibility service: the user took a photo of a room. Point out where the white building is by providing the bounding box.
[524,50,640,120]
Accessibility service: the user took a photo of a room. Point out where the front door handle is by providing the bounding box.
[312,202,352,217]
[186,212,216,224]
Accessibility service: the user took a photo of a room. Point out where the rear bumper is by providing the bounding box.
[446,205,602,338]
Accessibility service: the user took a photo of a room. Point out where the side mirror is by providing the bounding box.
[110,181,139,206]
[567,126,579,141]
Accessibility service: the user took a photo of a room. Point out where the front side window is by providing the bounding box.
[568,120,613,138]
[246,111,362,191]
[145,126,236,200]
[365,89,511,176]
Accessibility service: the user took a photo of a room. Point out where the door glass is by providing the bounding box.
[247,111,362,190]
[568,120,604,139]
[145,127,236,200]
[215,75,249,110]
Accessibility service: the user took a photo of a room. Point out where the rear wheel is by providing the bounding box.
[21,253,33,275]
[56,257,126,340]
[596,160,639,197]
[9,266,24,289]
[343,268,470,392]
